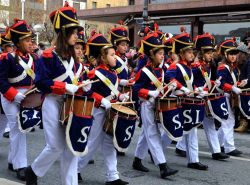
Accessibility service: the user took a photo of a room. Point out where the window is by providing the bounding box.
[92,1,97,9]
[106,4,111,8]
[80,2,86,10]
[129,0,135,5]
[0,0,10,6]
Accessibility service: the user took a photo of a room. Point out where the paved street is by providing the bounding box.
[0,124,250,185]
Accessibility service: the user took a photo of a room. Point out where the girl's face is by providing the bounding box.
[18,36,33,53]
[227,53,237,63]
[154,49,164,65]
[74,44,83,59]
[67,29,78,46]
[203,50,213,62]
[104,48,117,67]
[181,49,194,62]
[116,41,128,54]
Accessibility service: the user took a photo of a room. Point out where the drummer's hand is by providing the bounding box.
[239,79,248,88]
[82,83,92,92]
[119,92,130,102]
[194,87,204,93]
[119,79,129,86]
[101,98,111,110]
[169,81,177,90]
[197,91,208,99]
[232,86,242,95]
[180,86,191,95]
[214,79,221,87]
[148,90,160,98]
[14,92,26,103]
[66,84,79,94]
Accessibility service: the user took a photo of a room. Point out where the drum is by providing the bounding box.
[103,104,137,135]
[205,93,224,117]
[18,88,43,132]
[155,97,179,122]
[238,89,250,119]
[60,95,95,125]
[21,89,43,108]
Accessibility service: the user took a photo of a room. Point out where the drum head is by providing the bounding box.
[111,104,137,116]
[21,93,43,108]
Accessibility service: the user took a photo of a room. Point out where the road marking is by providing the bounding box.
[167,146,250,162]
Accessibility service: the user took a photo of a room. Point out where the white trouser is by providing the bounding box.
[134,101,166,165]
[31,95,78,185]
[203,116,221,154]
[1,89,27,169]
[176,128,199,163]
[218,96,236,153]
[78,107,119,182]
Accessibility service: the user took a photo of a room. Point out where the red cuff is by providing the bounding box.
[138,89,149,99]
[51,81,66,95]
[91,92,104,107]
[4,87,18,101]
[223,83,233,92]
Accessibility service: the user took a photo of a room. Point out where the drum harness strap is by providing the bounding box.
[199,66,212,90]
[159,59,170,70]
[142,67,164,94]
[53,52,83,85]
[95,70,120,100]
[224,64,237,86]
[176,63,194,92]
[115,55,128,74]
[8,53,35,83]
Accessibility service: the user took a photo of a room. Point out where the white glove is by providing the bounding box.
[232,86,242,95]
[119,79,129,86]
[65,84,79,94]
[180,86,191,95]
[214,79,221,87]
[239,79,248,88]
[14,92,26,103]
[195,87,204,93]
[82,83,92,92]
[148,90,160,98]
[119,92,130,102]
[169,81,177,91]
[101,98,111,110]
[197,91,208,99]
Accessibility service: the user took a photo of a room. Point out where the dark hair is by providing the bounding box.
[55,27,77,60]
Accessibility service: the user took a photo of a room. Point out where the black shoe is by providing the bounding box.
[117,151,125,156]
[30,128,35,132]
[187,162,208,170]
[3,131,9,138]
[171,140,177,145]
[78,173,83,182]
[8,163,15,172]
[132,157,149,172]
[159,163,178,178]
[175,148,186,157]
[212,152,230,160]
[88,159,94,164]
[25,166,37,185]
[221,147,225,153]
[105,179,129,185]
[226,149,243,156]
[148,150,154,163]
[16,168,26,181]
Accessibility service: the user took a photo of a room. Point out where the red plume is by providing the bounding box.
[13,18,21,23]
[154,23,159,31]
[232,36,236,42]
[144,26,150,34]
[90,29,97,37]
[64,1,69,7]
[180,26,186,33]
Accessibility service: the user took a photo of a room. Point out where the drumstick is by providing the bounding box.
[111,101,135,105]
[241,88,250,91]
[24,87,38,96]
[209,76,222,96]
[77,79,100,88]
[161,86,173,99]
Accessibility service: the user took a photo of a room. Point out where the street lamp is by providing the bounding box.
[33,24,44,45]
[21,0,25,19]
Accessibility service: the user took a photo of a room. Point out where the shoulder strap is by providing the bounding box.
[224,64,237,86]
[115,55,128,74]
[199,67,212,90]
[95,70,120,97]
[176,63,193,91]
[142,67,164,94]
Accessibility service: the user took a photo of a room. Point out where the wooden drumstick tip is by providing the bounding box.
[77,79,100,88]
[111,101,135,105]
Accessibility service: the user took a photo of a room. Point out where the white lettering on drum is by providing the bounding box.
[183,110,192,124]
[220,102,229,116]
[172,114,182,130]
[77,126,91,144]
[123,125,134,142]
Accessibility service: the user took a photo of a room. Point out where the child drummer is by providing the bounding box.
[78,31,130,185]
